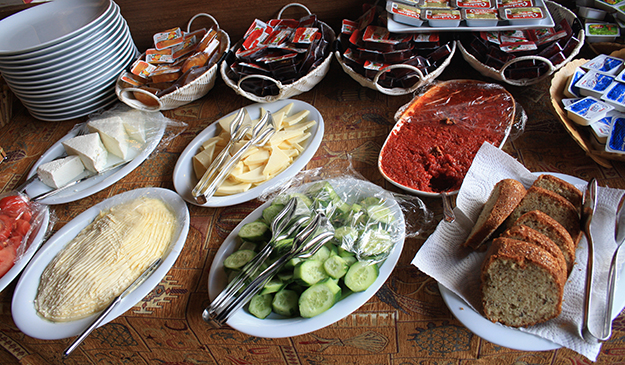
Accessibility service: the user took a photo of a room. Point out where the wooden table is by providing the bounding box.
[0,51,624,365]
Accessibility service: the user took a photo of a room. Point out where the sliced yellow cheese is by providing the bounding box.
[215,179,252,195]
[232,165,268,184]
[268,128,309,146]
[243,148,270,166]
[263,145,291,176]
[286,131,311,145]
[217,112,240,133]
[282,110,309,127]
[284,119,316,132]
[193,145,216,179]
[201,136,222,151]
[273,103,294,129]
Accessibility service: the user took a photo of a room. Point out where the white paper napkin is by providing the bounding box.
[412,142,625,361]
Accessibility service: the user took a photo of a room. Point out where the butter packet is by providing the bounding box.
[565,96,615,126]
[606,116,625,154]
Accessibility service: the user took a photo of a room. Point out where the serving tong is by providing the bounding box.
[192,108,277,204]
[203,211,334,328]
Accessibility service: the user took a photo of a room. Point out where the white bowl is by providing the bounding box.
[4,27,131,90]
[0,0,112,56]
[207,177,406,337]
[0,13,124,76]
[0,3,120,66]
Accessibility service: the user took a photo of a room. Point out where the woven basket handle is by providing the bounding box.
[373,64,425,95]
[187,13,220,33]
[237,74,285,100]
[118,87,164,112]
[499,55,556,85]
[277,3,312,19]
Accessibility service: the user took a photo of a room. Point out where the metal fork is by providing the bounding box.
[192,108,251,202]
[206,197,298,313]
[204,213,332,327]
[195,112,276,204]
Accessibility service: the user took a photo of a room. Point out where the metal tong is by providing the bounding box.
[192,109,276,204]
[203,212,334,328]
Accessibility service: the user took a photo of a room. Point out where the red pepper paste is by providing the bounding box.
[380,80,515,193]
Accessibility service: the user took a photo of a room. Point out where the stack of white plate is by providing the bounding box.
[0,0,138,122]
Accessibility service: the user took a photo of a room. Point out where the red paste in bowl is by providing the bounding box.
[379,80,515,193]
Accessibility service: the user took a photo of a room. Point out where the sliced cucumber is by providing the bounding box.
[323,255,349,279]
[309,245,331,263]
[299,279,342,318]
[262,204,285,225]
[259,277,284,295]
[223,249,256,270]
[366,204,394,225]
[238,240,257,252]
[248,294,273,319]
[290,192,313,207]
[358,228,393,257]
[238,220,271,242]
[272,289,299,317]
[334,226,359,245]
[294,260,328,286]
[344,261,379,292]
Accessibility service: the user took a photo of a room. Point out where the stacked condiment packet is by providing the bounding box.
[412,142,625,361]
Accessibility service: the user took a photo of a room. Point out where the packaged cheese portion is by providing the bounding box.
[34,197,177,322]
[87,116,131,160]
[36,155,85,189]
[62,133,108,173]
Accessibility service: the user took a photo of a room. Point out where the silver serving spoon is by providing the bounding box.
[601,192,625,341]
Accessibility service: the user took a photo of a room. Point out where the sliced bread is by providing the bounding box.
[481,237,565,327]
[532,174,583,213]
[462,179,526,250]
[506,186,581,242]
[500,225,567,278]
[512,210,576,273]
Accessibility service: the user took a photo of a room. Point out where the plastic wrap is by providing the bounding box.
[380,79,519,193]
[0,191,52,286]
[258,161,433,264]
[23,103,187,203]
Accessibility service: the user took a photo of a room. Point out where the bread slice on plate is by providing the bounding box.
[500,225,567,278]
[512,210,576,274]
[481,237,565,327]
[462,179,526,250]
[505,186,581,243]
[532,174,583,213]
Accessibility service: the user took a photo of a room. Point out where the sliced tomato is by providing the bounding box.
[13,219,31,238]
[0,215,12,242]
[0,244,17,278]
[0,195,31,220]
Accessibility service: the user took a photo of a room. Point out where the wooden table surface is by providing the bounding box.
[1,47,625,365]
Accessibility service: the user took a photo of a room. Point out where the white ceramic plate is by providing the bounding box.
[437,172,625,351]
[173,99,324,207]
[11,187,190,340]
[377,81,514,198]
[27,94,119,122]
[0,0,111,55]
[0,208,50,293]
[207,177,406,337]
[23,113,165,204]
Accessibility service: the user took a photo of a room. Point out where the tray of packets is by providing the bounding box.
[219,3,335,103]
[335,2,456,96]
[456,0,584,86]
[115,13,230,111]
[386,0,556,33]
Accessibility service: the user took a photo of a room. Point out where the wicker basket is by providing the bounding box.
[115,13,230,111]
[219,3,335,103]
[549,48,625,168]
[458,0,584,87]
[335,41,456,96]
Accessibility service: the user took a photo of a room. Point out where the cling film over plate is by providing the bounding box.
[0,191,51,279]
